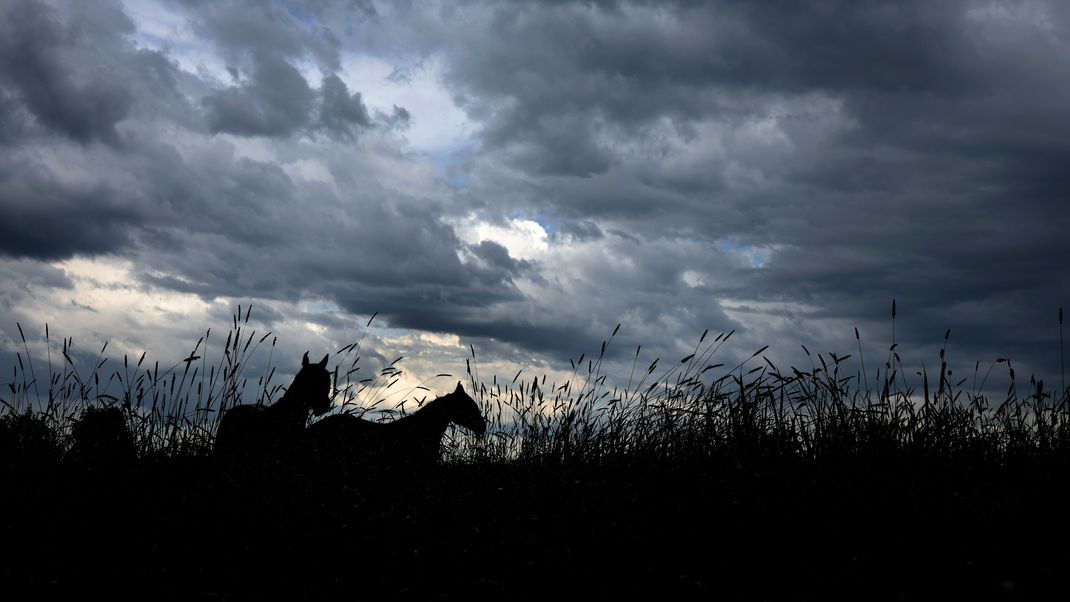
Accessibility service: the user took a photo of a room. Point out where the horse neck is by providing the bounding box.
[268,388,311,425]
[406,396,453,436]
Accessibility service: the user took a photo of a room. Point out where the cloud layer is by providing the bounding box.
[1,0,1068,397]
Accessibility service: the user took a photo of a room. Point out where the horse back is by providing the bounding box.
[307,412,445,469]
[215,404,277,457]
[307,414,382,452]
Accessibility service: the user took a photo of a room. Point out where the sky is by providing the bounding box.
[1,0,1069,405]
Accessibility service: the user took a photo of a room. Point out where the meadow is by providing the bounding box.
[2,306,1068,599]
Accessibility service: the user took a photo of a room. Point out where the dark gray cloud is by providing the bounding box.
[0,88,35,144]
[471,240,529,276]
[318,74,371,139]
[203,51,316,136]
[193,2,384,141]
[177,0,345,72]
[0,152,141,259]
[555,220,602,242]
[206,68,396,140]
[380,105,410,131]
[0,0,134,144]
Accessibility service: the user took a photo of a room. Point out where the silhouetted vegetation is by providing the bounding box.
[2,306,1069,599]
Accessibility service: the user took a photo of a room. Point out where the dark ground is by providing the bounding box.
[2,446,1068,600]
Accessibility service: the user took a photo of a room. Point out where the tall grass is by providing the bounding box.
[2,306,279,456]
[3,304,1069,468]
[453,321,1070,467]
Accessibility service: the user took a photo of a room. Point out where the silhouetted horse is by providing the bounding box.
[307,382,486,469]
[215,352,332,460]
[67,406,135,466]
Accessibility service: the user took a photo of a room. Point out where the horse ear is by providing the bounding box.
[302,351,310,367]
[319,354,329,368]
[455,381,464,393]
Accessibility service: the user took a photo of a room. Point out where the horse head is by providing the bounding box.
[295,351,333,417]
[445,382,486,436]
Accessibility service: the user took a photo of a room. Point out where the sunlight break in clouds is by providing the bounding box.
[340,54,475,154]
[453,216,550,262]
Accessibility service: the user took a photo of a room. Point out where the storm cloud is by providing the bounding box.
[1,0,1068,395]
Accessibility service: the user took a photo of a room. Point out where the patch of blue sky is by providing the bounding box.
[128,28,200,65]
[429,143,478,189]
[306,301,342,314]
[717,241,768,268]
[284,2,317,29]
[509,212,561,234]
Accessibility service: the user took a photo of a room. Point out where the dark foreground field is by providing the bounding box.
[3,317,1070,599]
[2,438,1069,600]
